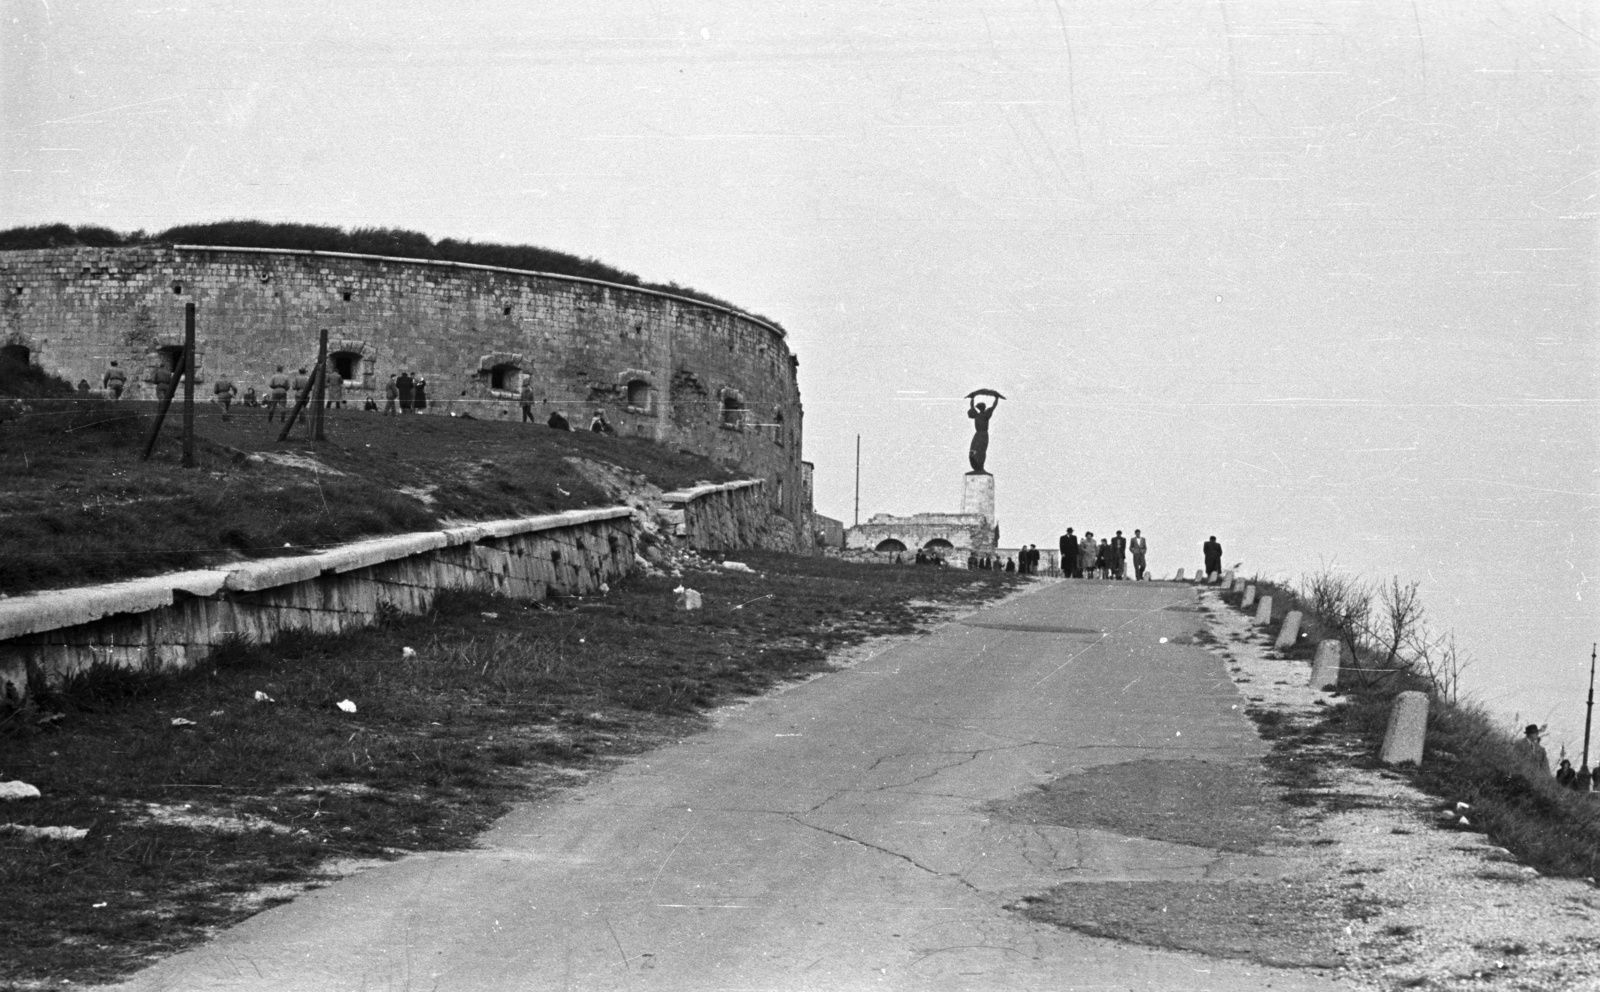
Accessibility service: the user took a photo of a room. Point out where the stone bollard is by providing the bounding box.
[1253,595,1273,625]
[1380,691,1429,765]
[1274,610,1303,650]
[1241,585,1256,609]
[1311,640,1341,690]
[1223,570,1235,588]
[1174,568,1185,581]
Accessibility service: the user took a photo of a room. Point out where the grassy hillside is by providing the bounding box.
[0,394,737,596]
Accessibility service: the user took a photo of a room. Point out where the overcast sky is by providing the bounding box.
[4,0,1596,745]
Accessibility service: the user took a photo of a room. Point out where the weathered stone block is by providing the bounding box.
[1380,691,1429,765]
[1253,595,1273,625]
[1274,610,1303,650]
[1311,640,1341,690]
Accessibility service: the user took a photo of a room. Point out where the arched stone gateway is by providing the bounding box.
[874,539,907,553]
[923,538,954,550]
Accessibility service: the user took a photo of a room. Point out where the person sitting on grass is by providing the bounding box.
[547,409,571,431]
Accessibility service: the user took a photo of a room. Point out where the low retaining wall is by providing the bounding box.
[662,479,799,552]
[0,507,634,697]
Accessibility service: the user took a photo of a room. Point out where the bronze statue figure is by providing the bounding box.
[965,388,1004,474]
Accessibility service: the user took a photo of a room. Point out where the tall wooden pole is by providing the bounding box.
[181,302,196,468]
[1581,643,1596,784]
[854,433,860,528]
[310,328,328,442]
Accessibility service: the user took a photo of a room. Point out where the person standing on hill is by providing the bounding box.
[1079,531,1096,578]
[1130,529,1149,580]
[383,374,398,415]
[396,371,415,413]
[520,380,535,422]
[265,366,290,422]
[102,360,127,400]
[1203,536,1223,580]
[212,376,236,420]
[1060,529,1079,578]
[1516,725,1550,776]
[413,376,428,412]
[290,367,310,405]
[1112,531,1128,580]
[324,365,344,409]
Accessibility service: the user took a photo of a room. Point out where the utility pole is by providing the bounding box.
[854,433,860,528]
[180,302,195,468]
[1582,643,1596,789]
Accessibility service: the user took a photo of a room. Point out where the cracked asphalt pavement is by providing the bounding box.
[114,579,1353,991]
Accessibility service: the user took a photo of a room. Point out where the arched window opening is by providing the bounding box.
[330,351,361,382]
[0,344,29,366]
[626,379,651,410]
[720,395,744,430]
[875,539,907,553]
[772,410,785,446]
[490,363,520,391]
[923,538,955,550]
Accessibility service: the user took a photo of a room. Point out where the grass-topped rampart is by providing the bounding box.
[1217,571,1600,881]
[0,220,786,331]
[0,357,736,596]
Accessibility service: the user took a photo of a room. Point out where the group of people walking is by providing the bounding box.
[1058,528,1150,580]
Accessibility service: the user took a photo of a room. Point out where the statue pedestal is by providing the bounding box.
[961,473,995,522]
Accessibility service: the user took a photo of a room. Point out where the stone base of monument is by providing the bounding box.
[960,472,995,520]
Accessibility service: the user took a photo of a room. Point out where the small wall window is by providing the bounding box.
[490,363,520,391]
[626,379,651,409]
[331,351,361,381]
[875,539,907,553]
[342,291,353,302]
[773,411,785,446]
[171,283,183,295]
[720,395,745,430]
[503,305,513,316]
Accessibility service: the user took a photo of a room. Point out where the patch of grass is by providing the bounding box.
[0,402,739,595]
[0,553,1025,988]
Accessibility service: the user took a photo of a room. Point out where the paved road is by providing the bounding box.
[119,579,1352,992]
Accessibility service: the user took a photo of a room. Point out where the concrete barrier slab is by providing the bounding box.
[1240,586,1256,609]
[1274,610,1303,650]
[1311,640,1341,690]
[1380,690,1429,765]
[223,557,323,593]
[1253,595,1273,625]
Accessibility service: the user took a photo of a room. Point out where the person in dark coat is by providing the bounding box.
[1112,531,1128,580]
[1203,536,1223,579]
[396,372,415,413]
[413,377,428,411]
[547,409,571,431]
[1060,529,1079,578]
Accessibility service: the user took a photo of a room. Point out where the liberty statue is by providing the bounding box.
[965,388,1004,474]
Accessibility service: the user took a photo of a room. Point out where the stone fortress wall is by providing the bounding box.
[0,244,806,523]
